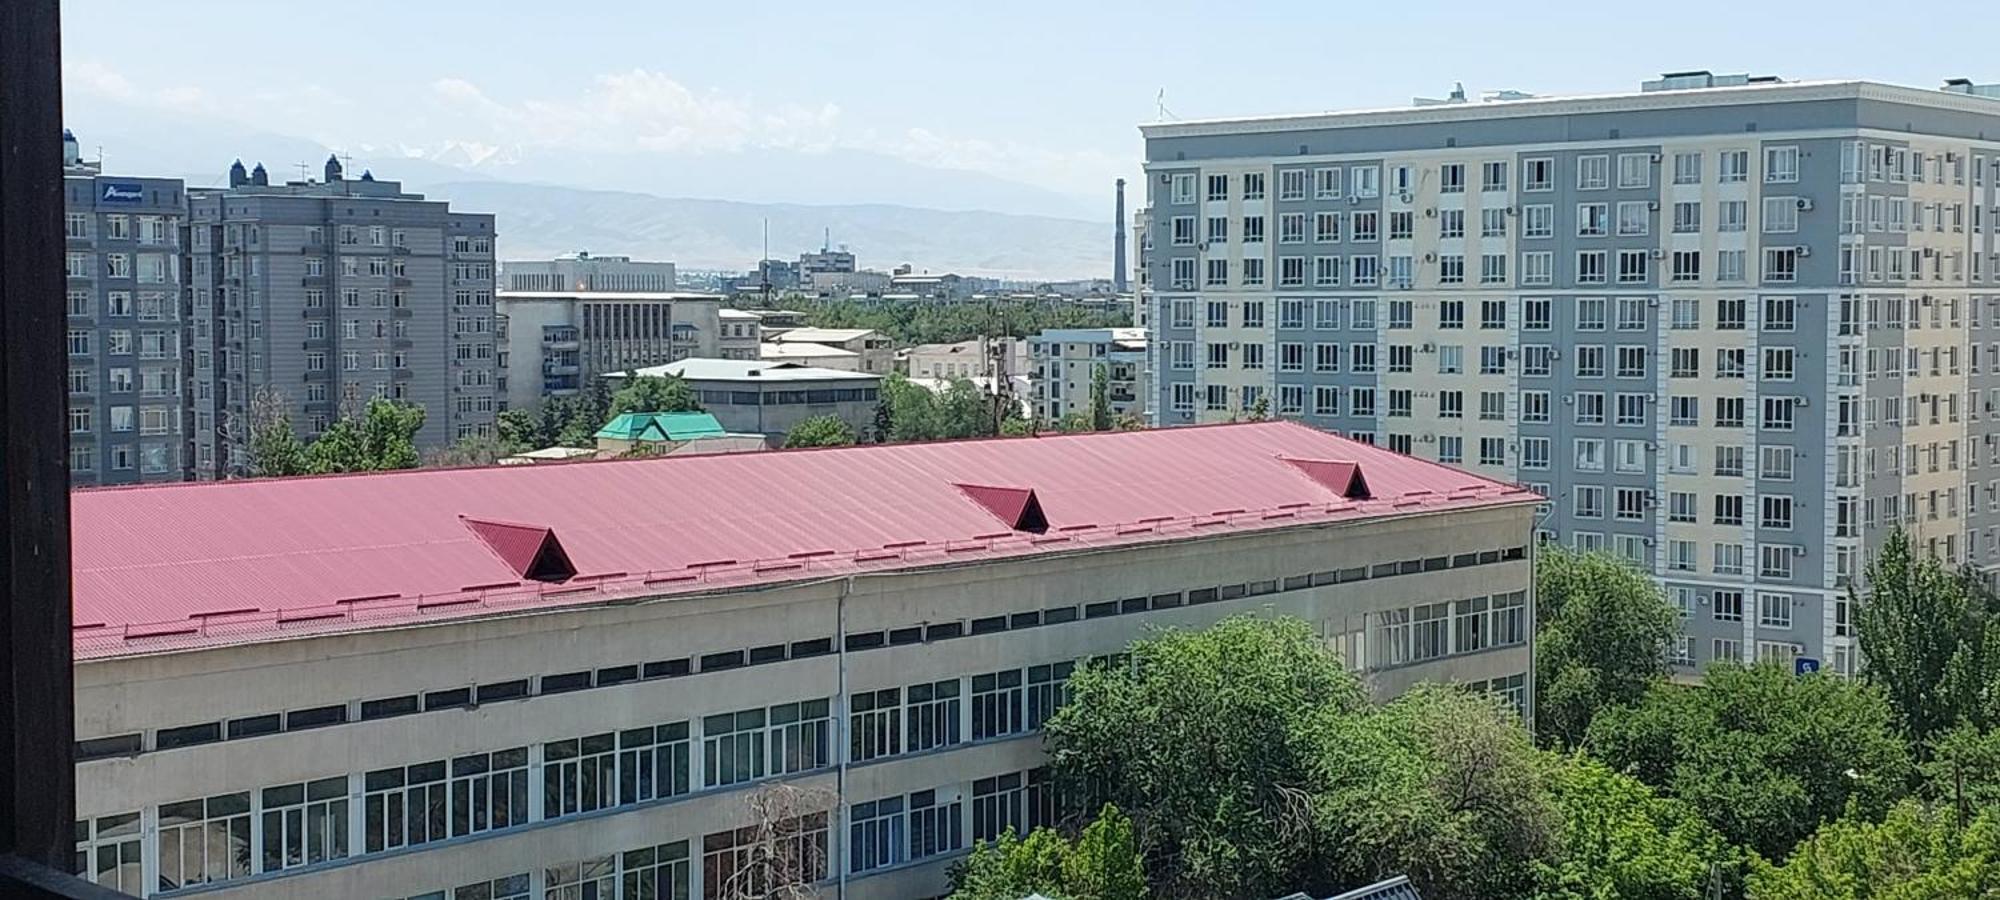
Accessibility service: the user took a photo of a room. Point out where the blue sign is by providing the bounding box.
[1795,657,1821,676]
[99,182,145,204]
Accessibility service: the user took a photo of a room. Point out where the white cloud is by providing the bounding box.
[65,59,216,113]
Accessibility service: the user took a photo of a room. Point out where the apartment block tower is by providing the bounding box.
[61,130,190,486]
[187,156,498,476]
[1142,73,2000,676]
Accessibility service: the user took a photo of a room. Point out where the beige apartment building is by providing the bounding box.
[766,328,896,374]
[69,422,1536,899]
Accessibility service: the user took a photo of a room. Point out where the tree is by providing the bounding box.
[782,415,856,449]
[495,408,540,454]
[1534,546,1679,748]
[713,784,834,900]
[247,387,307,477]
[1746,801,2000,899]
[948,806,1148,900]
[1045,616,1367,899]
[1245,395,1270,421]
[1055,411,1094,434]
[1855,528,2000,752]
[1923,724,2000,827]
[1586,663,1912,861]
[1089,364,1112,432]
[425,435,508,468]
[300,398,425,474]
[1310,685,1557,900]
[1532,755,1739,900]
[877,374,1001,442]
[609,374,701,417]
[790,297,1130,346]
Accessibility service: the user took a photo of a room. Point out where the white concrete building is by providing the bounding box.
[504,252,676,293]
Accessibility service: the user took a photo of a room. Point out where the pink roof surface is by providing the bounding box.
[70,422,1537,659]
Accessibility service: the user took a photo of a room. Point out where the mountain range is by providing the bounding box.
[63,99,1117,281]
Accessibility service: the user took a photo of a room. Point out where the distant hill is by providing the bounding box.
[418,180,1113,282]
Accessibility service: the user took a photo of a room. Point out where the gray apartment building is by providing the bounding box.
[496,291,726,411]
[503,251,676,293]
[186,156,498,476]
[61,130,189,486]
[1143,72,2000,677]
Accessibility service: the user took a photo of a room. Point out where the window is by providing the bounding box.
[1241,215,1264,244]
[1480,254,1506,284]
[1719,149,1749,183]
[1314,167,1342,199]
[1439,208,1464,239]
[1279,212,1306,244]
[1760,545,1794,580]
[1616,487,1648,521]
[1617,201,1650,235]
[1524,157,1553,191]
[1577,155,1609,190]
[1170,173,1196,203]
[1764,248,1798,283]
[1205,174,1228,201]
[1759,592,1793,628]
[1279,169,1307,200]
[1388,211,1413,240]
[1616,346,1647,378]
[1578,203,1609,237]
[1763,197,1799,233]
[1439,163,1465,194]
[1616,393,1648,426]
[1481,207,1506,237]
[1762,397,1795,431]
[1617,250,1649,283]
[1713,590,1744,622]
[1522,391,1550,423]
[972,774,1027,844]
[1522,204,1553,238]
[158,793,252,888]
[1351,211,1378,241]
[1673,151,1702,184]
[1618,153,1652,188]
[1314,211,1341,243]
[1574,485,1605,517]
[1243,172,1265,200]
[1671,250,1701,282]
[1575,345,1605,377]
[1764,146,1800,183]
[1716,397,1744,428]
[1577,251,1607,284]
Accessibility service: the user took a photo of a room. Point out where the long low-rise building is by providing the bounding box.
[610,358,883,441]
[69,422,1538,899]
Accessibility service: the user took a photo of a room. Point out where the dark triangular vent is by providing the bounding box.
[461,516,577,582]
[953,483,1049,534]
[1278,457,1372,500]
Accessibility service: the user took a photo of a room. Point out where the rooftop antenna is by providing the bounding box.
[1155,89,1175,122]
[823,226,830,253]
[294,162,311,181]
[760,218,772,308]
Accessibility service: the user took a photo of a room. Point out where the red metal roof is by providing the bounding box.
[70,422,1537,659]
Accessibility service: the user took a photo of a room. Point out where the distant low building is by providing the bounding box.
[746,308,809,336]
[1030,328,1149,425]
[760,341,861,371]
[805,269,892,296]
[503,251,676,293]
[768,327,895,374]
[717,309,762,360]
[888,272,967,300]
[607,358,882,440]
[593,411,767,455]
[496,290,725,411]
[904,337,1028,382]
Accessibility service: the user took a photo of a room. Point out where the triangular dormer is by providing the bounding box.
[1278,457,1372,500]
[461,516,577,582]
[953,483,1050,533]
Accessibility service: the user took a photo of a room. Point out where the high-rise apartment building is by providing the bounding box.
[495,291,727,410]
[1029,328,1149,424]
[61,130,189,486]
[69,422,1536,899]
[1143,73,2000,675]
[186,157,498,476]
[503,251,677,293]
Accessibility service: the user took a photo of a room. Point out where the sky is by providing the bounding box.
[58,0,2000,219]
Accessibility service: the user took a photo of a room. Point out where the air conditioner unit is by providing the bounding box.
[1348,196,1361,205]
[1196,242,1209,252]
[1797,245,1812,257]
[1796,197,1815,211]
[1649,153,1662,163]
[1791,545,1808,557]
[1158,173,1171,184]
[1228,342,1240,350]
[1398,192,1413,203]
[1421,342,1436,352]
[1647,297,1660,307]
[1425,208,1438,218]
[1423,252,1437,263]
[1420,433,1435,443]
[1650,248,1667,259]
[1796,396,1811,407]
[1647,200,1660,211]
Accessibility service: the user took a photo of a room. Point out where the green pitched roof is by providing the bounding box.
[595,411,726,442]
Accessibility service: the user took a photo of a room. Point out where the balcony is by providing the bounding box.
[300,275,326,287]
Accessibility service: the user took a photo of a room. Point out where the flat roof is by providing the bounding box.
[760,342,858,359]
[770,327,877,343]
[497,291,722,302]
[70,422,1536,660]
[619,358,880,383]
[718,308,762,320]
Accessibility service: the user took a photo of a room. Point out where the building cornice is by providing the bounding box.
[1139,81,2000,141]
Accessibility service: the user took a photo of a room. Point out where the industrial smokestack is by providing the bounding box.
[1113,178,1129,293]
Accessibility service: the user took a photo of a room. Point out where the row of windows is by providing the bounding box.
[77,546,1529,761]
[1165,147,1800,206]
[1165,247,1802,289]
[1373,591,1528,668]
[1537,527,1808,580]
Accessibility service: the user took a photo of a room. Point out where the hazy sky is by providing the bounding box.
[60,0,2000,212]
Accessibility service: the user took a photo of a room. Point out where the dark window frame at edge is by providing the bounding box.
[4,1,130,893]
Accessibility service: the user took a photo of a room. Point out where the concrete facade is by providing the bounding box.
[1143,75,2000,674]
[186,162,498,475]
[496,292,725,410]
[503,252,676,293]
[62,148,189,486]
[717,309,762,360]
[1030,328,1149,425]
[72,496,1533,900]
[767,328,896,374]
[609,359,883,440]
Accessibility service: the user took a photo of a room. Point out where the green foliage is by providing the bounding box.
[1923,724,2000,818]
[1089,365,1112,432]
[1045,616,1367,899]
[947,806,1147,900]
[1310,685,1557,900]
[1746,800,2000,899]
[774,297,1130,346]
[1533,755,1738,900]
[1586,663,1911,861]
[1246,395,1270,421]
[609,374,702,417]
[425,434,508,468]
[782,415,856,448]
[878,373,1003,442]
[494,408,539,454]
[999,417,1034,437]
[1534,546,1680,748]
[248,406,307,477]
[1855,528,2000,751]
[1055,411,1094,434]
[251,397,425,476]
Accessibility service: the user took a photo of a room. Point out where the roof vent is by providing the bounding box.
[461,516,577,582]
[1278,457,1373,500]
[953,484,1049,533]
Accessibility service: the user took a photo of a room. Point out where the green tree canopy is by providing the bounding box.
[877,373,1002,442]
[1586,663,1912,861]
[1310,685,1558,900]
[1922,724,2000,821]
[248,390,307,477]
[947,806,1147,900]
[1855,528,2000,751]
[1089,364,1112,432]
[1746,800,2000,900]
[494,408,540,454]
[767,297,1130,346]
[1534,546,1680,748]
[250,396,425,477]
[610,374,702,417]
[782,415,857,449]
[1532,755,1739,900]
[1045,616,1367,899]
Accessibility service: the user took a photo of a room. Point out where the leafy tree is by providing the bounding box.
[782,416,856,448]
[1089,364,1112,432]
[1111,413,1145,432]
[247,389,307,477]
[771,297,1130,346]
[1923,725,2000,826]
[1310,685,1557,900]
[495,408,540,454]
[877,374,999,442]
[998,417,1033,437]
[1534,546,1679,748]
[610,374,702,417]
[1055,412,1094,434]
[947,806,1147,900]
[1586,663,1912,861]
[425,435,508,468]
[300,398,425,474]
[1855,528,2000,751]
[1045,616,1367,899]
[1533,755,1739,900]
[1746,800,2000,899]
[1245,395,1270,421]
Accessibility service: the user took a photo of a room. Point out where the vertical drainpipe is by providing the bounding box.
[835,575,852,899]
